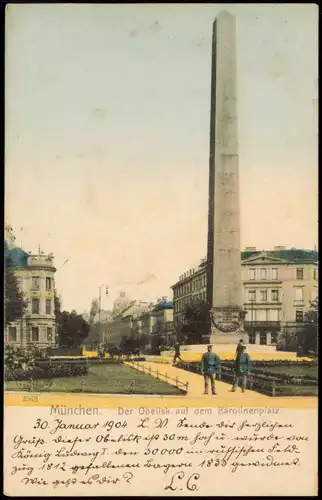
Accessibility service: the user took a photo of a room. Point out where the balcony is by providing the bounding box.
[245,321,281,327]
[244,302,282,307]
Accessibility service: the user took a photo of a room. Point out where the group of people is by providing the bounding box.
[172,339,252,396]
[201,340,252,395]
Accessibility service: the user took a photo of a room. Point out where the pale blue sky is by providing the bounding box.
[5,4,318,312]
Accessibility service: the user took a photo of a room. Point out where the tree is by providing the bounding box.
[149,334,166,355]
[57,310,90,347]
[183,299,211,344]
[89,298,99,326]
[4,255,28,327]
[299,298,318,354]
[120,336,137,355]
[138,334,149,349]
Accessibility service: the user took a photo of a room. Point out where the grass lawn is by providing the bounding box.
[4,363,184,395]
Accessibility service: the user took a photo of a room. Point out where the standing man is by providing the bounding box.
[231,345,252,393]
[173,342,183,365]
[200,345,221,395]
[236,338,244,357]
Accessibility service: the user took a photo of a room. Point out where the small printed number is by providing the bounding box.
[22,396,38,402]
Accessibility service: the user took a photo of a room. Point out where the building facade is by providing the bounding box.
[5,226,57,347]
[105,300,174,347]
[104,301,151,346]
[171,247,318,346]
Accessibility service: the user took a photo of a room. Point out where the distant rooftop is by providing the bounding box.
[172,248,318,286]
[4,241,29,268]
[153,300,173,311]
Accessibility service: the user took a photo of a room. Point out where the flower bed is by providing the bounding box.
[5,362,88,381]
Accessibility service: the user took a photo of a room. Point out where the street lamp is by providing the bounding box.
[250,297,255,344]
[98,284,109,344]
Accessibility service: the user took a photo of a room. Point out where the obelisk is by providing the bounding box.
[206,11,247,344]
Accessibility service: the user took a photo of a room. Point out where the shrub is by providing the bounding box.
[5,366,45,381]
[5,361,88,381]
[4,345,36,371]
[47,363,88,378]
[89,358,123,365]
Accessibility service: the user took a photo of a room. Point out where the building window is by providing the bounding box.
[8,326,17,341]
[260,290,267,302]
[256,309,267,322]
[272,268,278,280]
[46,277,52,290]
[270,309,279,321]
[313,269,317,280]
[260,268,267,280]
[31,326,39,341]
[46,299,52,315]
[32,298,40,314]
[47,327,53,342]
[248,290,256,302]
[296,268,304,280]
[295,310,304,323]
[32,276,40,289]
[271,290,279,302]
[295,287,304,302]
[248,268,256,280]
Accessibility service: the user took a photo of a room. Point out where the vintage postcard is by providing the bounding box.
[4,3,318,496]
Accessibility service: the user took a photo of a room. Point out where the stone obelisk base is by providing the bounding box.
[209,308,249,345]
[209,329,248,345]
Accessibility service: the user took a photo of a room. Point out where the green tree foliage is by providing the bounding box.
[89,298,99,326]
[299,298,318,354]
[138,334,149,349]
[56,309,90,347]
[183,299,211,344]
[120,336,138,354]
[4,255,28,327]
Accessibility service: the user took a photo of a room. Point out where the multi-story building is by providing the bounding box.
[4,225,57,347]
[104,301,151,346]
[105,299,174,347]
[171,247,318,346]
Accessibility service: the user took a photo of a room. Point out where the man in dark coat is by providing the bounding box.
[200,345,221,395]
[173,342,183,365]
[231,345,252,393]
[236,339,244,357]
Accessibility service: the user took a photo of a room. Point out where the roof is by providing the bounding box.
[241,249,318,263]
[153,301,173,311]
[172,248,318,287]
[4,241,29,268]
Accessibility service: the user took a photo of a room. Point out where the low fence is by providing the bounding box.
[128,360,189,394]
